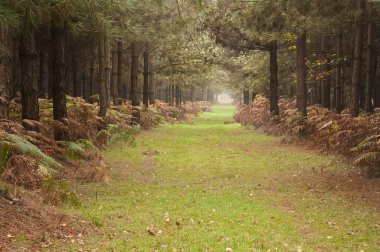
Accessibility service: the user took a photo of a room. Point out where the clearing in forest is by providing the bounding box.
[58,104,379,251]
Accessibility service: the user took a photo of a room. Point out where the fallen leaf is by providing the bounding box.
[146,227,155,236]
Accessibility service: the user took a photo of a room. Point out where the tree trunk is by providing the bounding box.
[98,37,107,117]
[89,42,96,100]
[51,22,69,140]
[296,31,307,116]
[365,3,374,113]
[372,49,379,107]
[243,90,249,105]
[175,85,180,107]
[170,85,175,105]
[251,91,257,102]
[117,41,123,103]
[0,30,10,119]
[39,46,49,99]
[321,37,331,109]
[131,42,139,107]
[269,41,279,115]
[104,38,111,108]
[310,79,318,105]
[72,55,80,97]
[143,50,149,107]
[19,31,39,121]
[149,67,155,105]
[351,0,365,117]
[111,44,118,105]
[336,29,343,113]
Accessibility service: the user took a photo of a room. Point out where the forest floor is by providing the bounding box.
[52,104,380,251]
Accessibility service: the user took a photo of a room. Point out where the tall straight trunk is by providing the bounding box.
[149,68,155,104]
[51,22,69,140]
[98,37,107,117]
[296,31,307,116]
[243,90,249,105]
[317,79,322,104]
[336,29,343,113]
[180,88,182,106]
[251,91,257,102]
[351,0,365,117]
[89,42,96,100]
[19,31,39,121]
[372,49,379,107]
[82,59,90,100]
[321,37,331,109]
[39,46,49,98]
[165,86,169,103]
[82,72,88,100]
[11,38,20,99]
[117,41,123,102]
[0,30,10,119]
[111,44,118,105]
[171,85,175,105]
[269,40,279,115]
[64,52,73,96]
[143,50,149,107]
[131,42,139,106]
[72,55,80,97]
[104,38,111,108]
[175,85,180,106]
[365,3,374,113]
[310,79,318,105]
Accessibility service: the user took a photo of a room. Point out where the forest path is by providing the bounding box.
[61,105,380,251]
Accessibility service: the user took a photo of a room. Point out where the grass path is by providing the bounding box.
[61,104,379,251]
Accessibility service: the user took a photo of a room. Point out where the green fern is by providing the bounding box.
[57,141,86,160]
[354,152,380,165]
[76,139,95,150]
[109,132,136,147]
[7,134,61,174]
[353,134,380,152]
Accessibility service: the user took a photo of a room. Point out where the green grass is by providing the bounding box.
[54,104,379,251]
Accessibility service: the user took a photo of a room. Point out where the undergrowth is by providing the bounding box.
[7,134,61,175]
[235,96,380,176]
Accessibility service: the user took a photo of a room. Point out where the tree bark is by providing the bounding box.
[336,29,343,113]
[296,31,307,116]
[251,91,257,102]
[351,0,365,117]
[0,30,10,119]
[143,50,149,107]
[19,31,39,121]
[372,49,379,107]
[131,42,139,107]
[117,41,123,102]
[149,66,155,105]
[98,37,107,117]
[321,37,331,109]
[365,2,374,113]
[175,85,180,106]
[72,55,80,97]
[39,45,49,99]
[269,41,279,115]
[111,44,118,105]
[243,90,249,105]
[89,41,96,100]
[104,38,111,108]
[51,22,69,140]
[171,85,175,105]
